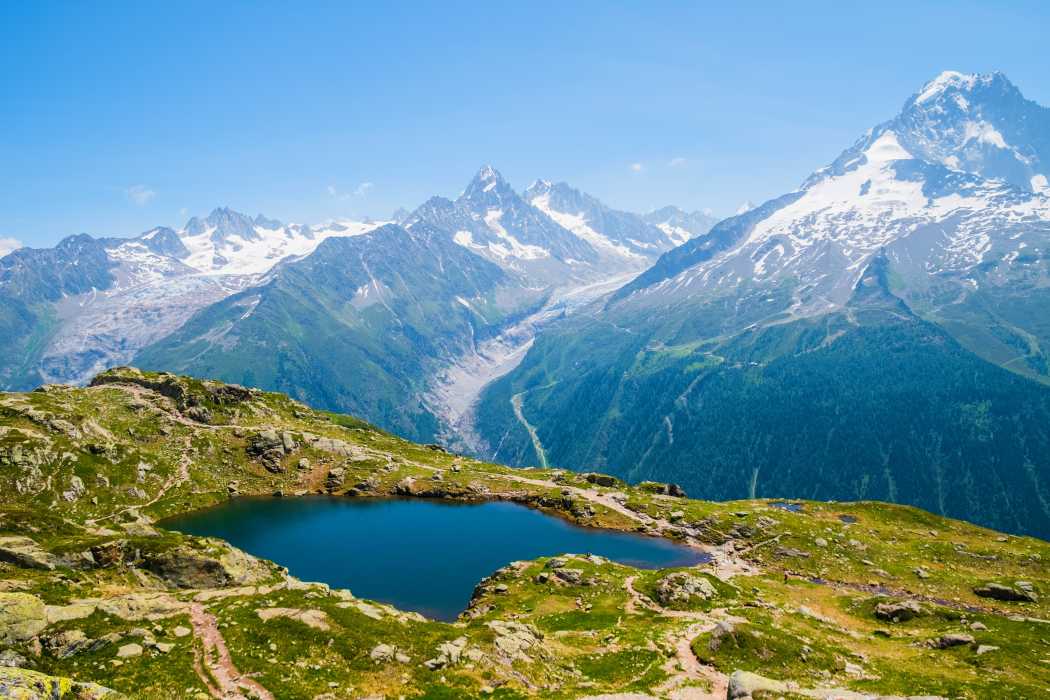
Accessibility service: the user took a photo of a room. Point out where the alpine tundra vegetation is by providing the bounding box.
[0,368,1048,698]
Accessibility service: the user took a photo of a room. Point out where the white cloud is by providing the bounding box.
[702,207,714,217]
[667,157,687,167]
[125,184,156,206]
[328,182,375,200]
[630,162,644,173]
[736,200,756,215]
[0,237,23,257]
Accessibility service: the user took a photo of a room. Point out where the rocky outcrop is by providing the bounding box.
[256,607,330,630]
[0,667,123,699]
[0,536,57,571]
[247,429,289,473]
[582,472,619,488]
[638,481,687,497]
[874,600,924,622]
[142,543,271,589]
[424,637,468,670]
[654,572,716,606]
[0,592,47,644]
[487,620,543,662]
[933,632,975,649]
[973,582,1037,603]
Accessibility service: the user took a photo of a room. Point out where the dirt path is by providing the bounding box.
[189,602,274,700]
[623,576,730,699]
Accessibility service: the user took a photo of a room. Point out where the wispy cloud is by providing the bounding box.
[630,162,644,173]
[125,184,156,206]
[328,181,375,200]
[0,237,23,257]
[667,157,687,167]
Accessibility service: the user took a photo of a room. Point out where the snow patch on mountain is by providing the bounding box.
[528,191,644,260]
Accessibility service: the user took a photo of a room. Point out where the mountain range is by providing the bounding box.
[6,70,1050,537]
[472,71,1050,538]
[0,168,714,444]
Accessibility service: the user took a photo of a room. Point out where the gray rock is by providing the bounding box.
[423,636,467,670]
[0,650,28,668]
[583,472,618,487]
[0,593,47,644]
[707,620,735,652]
[62,475,86,502]
[553,568,584,586]
[774,546,810,559]
[873,600,923,621]
[655,572,717,606]
[0,536,57,570]
[934,632,974,649]
[116,642,143,658]
[974,582,1037,603]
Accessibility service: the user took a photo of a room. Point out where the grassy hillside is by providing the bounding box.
[1,368,1048,698]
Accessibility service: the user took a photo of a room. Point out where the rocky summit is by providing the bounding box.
[0,367,1047,698]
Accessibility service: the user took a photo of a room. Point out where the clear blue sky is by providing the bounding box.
[3,1,1049,248]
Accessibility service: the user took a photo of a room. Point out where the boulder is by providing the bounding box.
[638,481,687,497]
[0,667,122,699]
[0,536,57,570]
[934,632,974,649]
[256,607,330,631]
[424,636,467,670]
[91,592,186,621]
[728,670,788,698]
[973,582,1037,603]
[62,475,87,502]
[43,629,103,659]
[654,572,717,606]
[143,543,270,589]
[774,546,811,559]
[553,568,585,586]
[370,644,395,662]
[184,406,213,424]
[115,643,143,658]
[874,600,924,622]
[582,472,618,488]
[487,620,543,662]
[0,650,28,669]
[706,620,736,652]
[0,593,47,644]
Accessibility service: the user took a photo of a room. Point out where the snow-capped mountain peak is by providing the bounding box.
[462,164,513,200]
[643,206,718,244]
[617,71,1050,322]
[896,71,1050,192]
[912,70,988,105]
[173,207,377,276]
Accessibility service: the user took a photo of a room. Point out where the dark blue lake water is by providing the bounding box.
[163,496,707,620]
